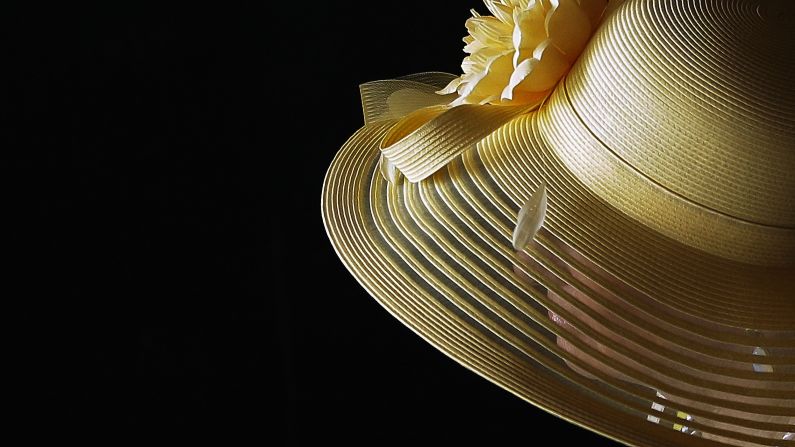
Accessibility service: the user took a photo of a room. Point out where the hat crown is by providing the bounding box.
[565,0,795,228]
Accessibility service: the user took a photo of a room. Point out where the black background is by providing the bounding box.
[15,2,616,443]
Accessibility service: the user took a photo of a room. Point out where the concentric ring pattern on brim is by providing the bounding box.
[322,0,795,445]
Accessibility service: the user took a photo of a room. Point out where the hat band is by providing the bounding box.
[541,79,795,266]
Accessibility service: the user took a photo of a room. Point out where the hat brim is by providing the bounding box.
[322,111,795,445]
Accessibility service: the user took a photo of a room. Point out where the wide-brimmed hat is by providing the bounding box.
[322,0,795,445]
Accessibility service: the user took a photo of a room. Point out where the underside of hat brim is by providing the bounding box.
[322,114,795,446]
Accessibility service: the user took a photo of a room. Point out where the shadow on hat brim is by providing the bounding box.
[322,110,795,446]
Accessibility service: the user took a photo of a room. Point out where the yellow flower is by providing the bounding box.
[440,0,609,105]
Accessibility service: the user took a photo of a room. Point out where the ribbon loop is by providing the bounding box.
[359,72,458,124]
[380,101,540,182]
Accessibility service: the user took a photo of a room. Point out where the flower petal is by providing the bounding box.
[466,15,513,46]
[509,0,532,9]
[577,0,609,27]
[484,0,515,24]
[545,0,593,59]
[478,94,502,105]
[505,39,570,95]
[459,51,514,103]
[502,58,538,100]
[463,35,486,54]
[437,77,463,95]
[512,1,548,67]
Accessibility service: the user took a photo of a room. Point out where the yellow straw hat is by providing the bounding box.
[322,0,795,445]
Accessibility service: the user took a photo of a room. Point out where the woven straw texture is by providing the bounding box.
[322,1,795,445]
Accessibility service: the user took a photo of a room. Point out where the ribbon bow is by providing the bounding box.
[361,72,544,183]
[361,0,617,183]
